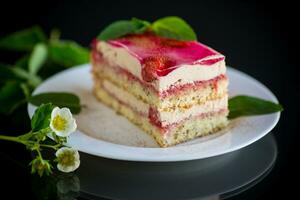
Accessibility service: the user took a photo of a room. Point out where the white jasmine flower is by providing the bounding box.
[50,107,77,137]
[56,147,80,173]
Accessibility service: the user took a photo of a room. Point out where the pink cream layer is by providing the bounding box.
[92,48,227,98]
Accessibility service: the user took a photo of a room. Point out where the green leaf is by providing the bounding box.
[0,64,19,82]
[31,103,55,131]
[29,92,81,114]
[0,26,47,51]
[0,64,39,84]
[97,19,150,41]
[48,41,89,67]
[151,16,197,41]
[15,55,30,69]
[96,17,197,41]
[131,18,151,33]
[0,81,26,114]
[11,67,42,87]
[29,43,48,75]
[20,83,32,99]
[228,95,283,119]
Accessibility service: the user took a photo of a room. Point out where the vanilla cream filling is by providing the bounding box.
[159,95,228,126]
[102,80,149,115]
[98,42,226,92]
[102,80,228,126]
[98,42,142,78]
[155,60,226,91]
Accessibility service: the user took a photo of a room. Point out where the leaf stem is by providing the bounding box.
[18,131,34,140]
[37,149,42,158]
[0,135,23,143]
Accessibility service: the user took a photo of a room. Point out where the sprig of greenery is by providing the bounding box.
[0,26,89,115]
[97,16,197,41]
[0,103,80,176]
[0,26,85,175]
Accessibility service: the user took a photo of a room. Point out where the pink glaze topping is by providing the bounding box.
[103,33,224,82]
[91,49,227,98]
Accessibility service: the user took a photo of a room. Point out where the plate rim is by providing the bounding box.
[27,64,281,162]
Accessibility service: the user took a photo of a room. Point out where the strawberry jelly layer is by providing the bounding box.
[107,33,224,77]
[155,109,228,134]
[160,74,227,98]
[92,48,227,98]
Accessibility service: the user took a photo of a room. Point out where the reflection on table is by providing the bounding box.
[31,133,277,200]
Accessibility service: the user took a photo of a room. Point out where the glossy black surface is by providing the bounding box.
[0,134,278,200]
[78,134,277,200]
[0,0,297,199]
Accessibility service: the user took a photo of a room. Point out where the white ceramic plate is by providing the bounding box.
[27,64,280,162]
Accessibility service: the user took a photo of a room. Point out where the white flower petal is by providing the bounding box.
[57,164,73,173]
[66,119,77,134]
[59,107,73,118]
[57,164,68,173]
[55,147,67,157]
[53,131,66,137]
[54,129,71,137]
[51,107,60,119]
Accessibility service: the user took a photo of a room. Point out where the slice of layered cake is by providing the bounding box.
[91,33,228,147]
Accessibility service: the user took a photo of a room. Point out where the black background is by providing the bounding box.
[0,0,298,199]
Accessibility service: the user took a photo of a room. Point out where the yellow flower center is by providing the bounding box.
[52,115,67,131]
[59,151,75,165]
